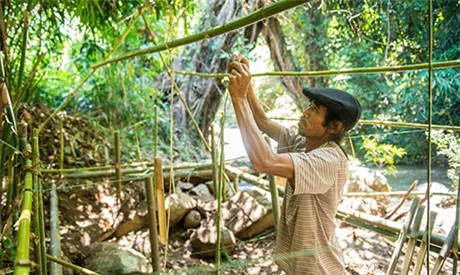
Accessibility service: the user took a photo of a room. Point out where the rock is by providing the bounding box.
[341,197,380,216]
[183,210,202,229]
[190,183,214,201]
[177,181,195,192]
[166,191,197,227]
[222,191,274,240]
[81,242,148,275]
[189,226,236,258]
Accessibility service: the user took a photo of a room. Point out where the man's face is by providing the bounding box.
[298,100,329,138]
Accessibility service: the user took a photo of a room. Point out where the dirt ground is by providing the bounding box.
[42,177,455,275]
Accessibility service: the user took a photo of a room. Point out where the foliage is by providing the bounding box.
[278,0,460,164]
[0,235,16,264]
[431,130,460,189]
[362,136,407,175]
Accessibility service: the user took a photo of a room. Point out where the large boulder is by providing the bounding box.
[189,226,236,258]
[222,191,274,240]
[81,242,148,274]
[166,190,197,227]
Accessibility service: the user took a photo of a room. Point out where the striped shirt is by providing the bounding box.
[275,127,347,275]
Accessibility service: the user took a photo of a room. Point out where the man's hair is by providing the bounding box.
[323,108,348,143]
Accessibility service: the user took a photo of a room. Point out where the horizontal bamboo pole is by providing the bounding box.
[91,0,308,68]
[46,254,100,275]
[336,208,460,255]
[41,161,219,174]
[359,120,460,132]
[343,191,457,197]
[174,59,460,78]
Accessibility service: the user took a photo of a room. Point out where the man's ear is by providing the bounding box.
[327,121,344,134]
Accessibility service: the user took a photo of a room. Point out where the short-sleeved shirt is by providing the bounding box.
[274,127,348,275]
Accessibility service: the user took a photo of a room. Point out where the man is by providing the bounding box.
[227,54,361,275]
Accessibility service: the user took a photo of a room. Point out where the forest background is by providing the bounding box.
[0,0,459,272]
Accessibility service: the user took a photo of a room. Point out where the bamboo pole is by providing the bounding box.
[32,129,47,275]
[384,180,418,219]
[49,183,62,275]
[215,116,225,272]
[46,254,100,275]
[92,0,309,69]
[211,124,218,197]
[453,174,460,274]
[413,211,438,275]
[174,59,460,78]
[144,176,160,272]
[401,205,425,274]
[264,137,280,229]
[114,131,122,200]
[225,165,285,196]
[386,197,420,275]
[154,157,167,245]
[14,146,33,274]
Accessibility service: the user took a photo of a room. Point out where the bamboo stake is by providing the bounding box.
[154,157,167,245]
[215,115,225,272]
[33,156,44,275]
[46,254,100,275]
[264,137,280,228]
[400,205,425,274]
[92,0,309,69]
[453,174,460,274]
[49,183,62,275]
[211,124,218,197]
[174,59,460,78]
[386,197,420,275]
[144,176,160,272]
[114,131,122,200]
[14,146,33,275]
[413,211,438,275]
[431,225,456,274]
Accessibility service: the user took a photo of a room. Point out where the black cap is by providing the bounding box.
[302,87,361,131]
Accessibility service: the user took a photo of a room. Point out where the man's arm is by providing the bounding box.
[232,55,285,142]
[228,60,294,179]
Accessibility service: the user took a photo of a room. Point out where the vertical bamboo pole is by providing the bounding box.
[114,131,122,200]
[144,176,160,272]
[425,0,434,272]
[265,137,280,229]
[210,124,218,197]
[215,113,225,273]
[49,116,64,275]
[452,174,460,274]
[154,157,167,245]
[14,140,33,275]
[33,129,47,275]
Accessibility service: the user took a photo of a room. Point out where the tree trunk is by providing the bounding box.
[155,0,265,153]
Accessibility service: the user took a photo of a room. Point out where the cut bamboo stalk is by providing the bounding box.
[431,224,456,274]
[46,254,101,275]
[211,124,218,197]
[215,114,226,271]
[401,205,425,274]
[49,182,62,275]
[14,147,33,275]
[386,197,420,275]
[33,129,47,275]
[265,137,280,228]
[144,176,160,272]
[413,211,438,275]
[154,157,167,245]
[114,131,122,200]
